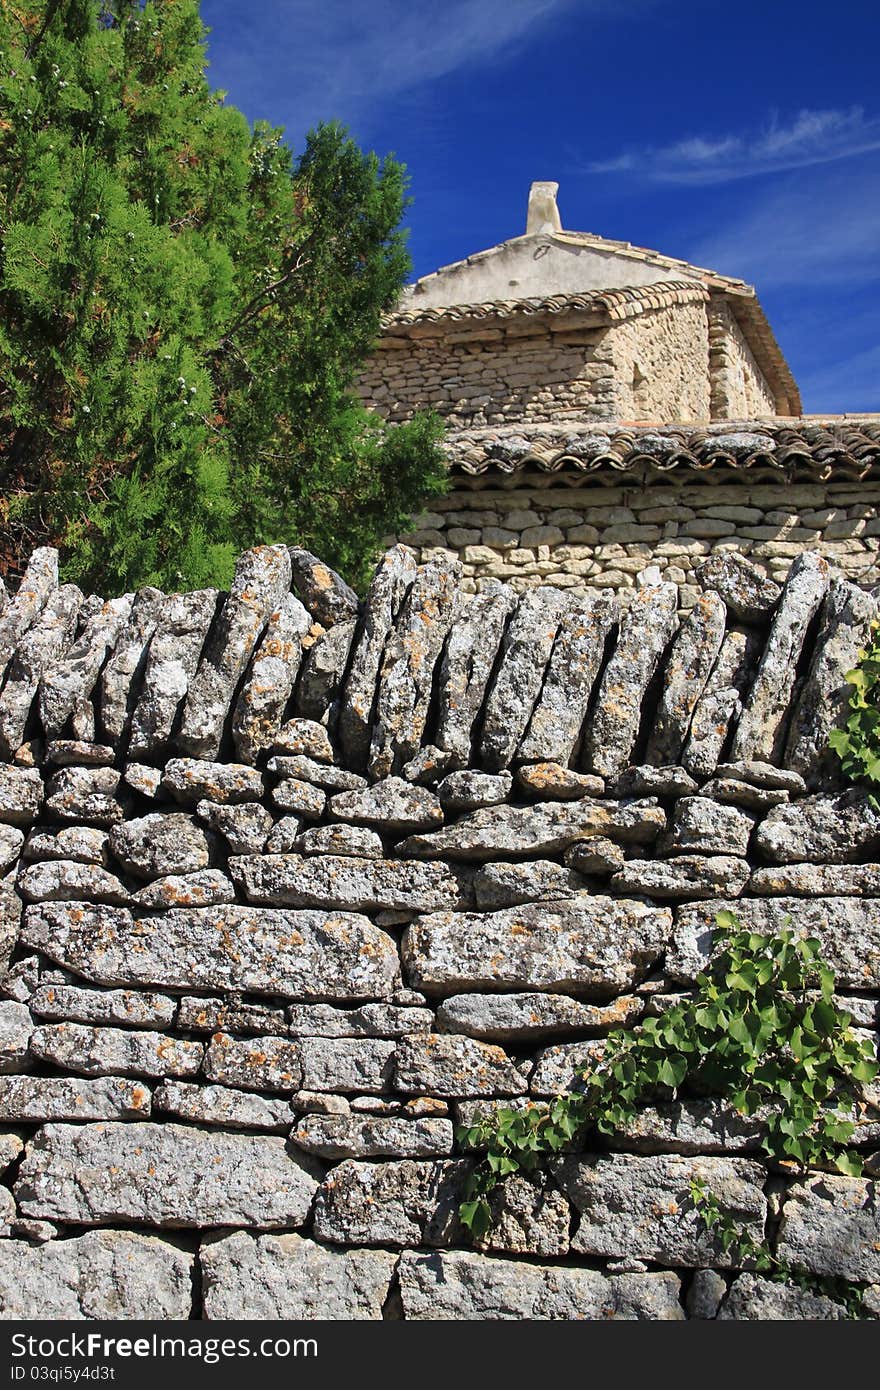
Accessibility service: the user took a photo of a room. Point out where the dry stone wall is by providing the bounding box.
[0,541,878,1321]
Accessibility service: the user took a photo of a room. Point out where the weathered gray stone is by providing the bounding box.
[44,765,121,825]
[554,1154,767,1266]
[749,863,880,896]
[682,627,760,779]
[401,744,455,786]
[122,762,162,799]
[133,869,235,910]
[664,797,756,856]
[518,590,616,766]
[529,1040,607,1096]
[611,855,750,899]
[718,1273,847,1320]
[0,584,82,755]
[686,1267,728,1319]
[99,587,165,743]
[437,992,642,1043]
[295,823,383,858]
[714,761,806,792]
[667,897,880,988]
[0,825,23,876]
[195,799,273,855]
[292,1113,453,1159]
[609,1099,764,1155]
[645,590,727,766]
[108,812,211,879]
[288,1003,434,1037]
[438,770,512,814]
[202,1032,303,1092]
[479,587,570,772]
[397,1250,684,1320]
[18,858,130,905]
[583,583,679,778]
[0,1133,22,1170]
[785,579,879,787]
[298,1037,396,1093]
[231,593,313,764]
[0,999,33,1071]
[731,552,831,763]
[127,589,216,756]
[266,755,366,791]
[339,545,418,769]
[270,717,335,762]
[15,1121,320,1228]
[24,825,107,864]
[403,897,671,996]
[38,595,133,738]
[435,580,516,769]
[30,1022,203,1078]
[0,1229,193,1320]
[154,1080,294,1130]
[0,1074,151,1121]
[176,996,287,1036]
[293,618,357,723]
[161,757,264,805]
[369,555,460,779]
[330,776,442,834]
[399,798,665,861]
[201,1231,394,1321]
[699,778,788,810]
[288,548,359,628]
[44,739,114,766]
[30,982,174,1028]
[0,548,59,688]
[394,1033,527,1098]
[515,763,604,800]
[755,790,880,864]
[296,1090,351,1115]
[0,882,21,981]
[271,777,326,818]
[178,545,291,759]
[261,816,300,853]
[613,765,699,799]
[696,551,780,622]
[472,860,584,908]
[23,901,400,1000]
[563,838,626,874]
[777,1174,880,1282]
[231,853,463,914]
[0,768,43,828]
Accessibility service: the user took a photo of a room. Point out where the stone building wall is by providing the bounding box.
[358,301,711,430]
[399,472,880,608]
[0,541,877,1321]
[709,302,777,419]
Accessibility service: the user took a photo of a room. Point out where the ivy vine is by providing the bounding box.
[457,913,878,1312]
[828,617,880,804]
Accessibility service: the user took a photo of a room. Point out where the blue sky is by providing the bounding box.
[200,0,880,414]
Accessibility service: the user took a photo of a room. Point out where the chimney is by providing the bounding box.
[526,181,562,235]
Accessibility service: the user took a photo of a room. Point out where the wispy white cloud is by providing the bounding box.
[588,107,880,184]
[202,0,603,138]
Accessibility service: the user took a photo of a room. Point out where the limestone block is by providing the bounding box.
[230,853,463,914]
[153,1081,294,1131]
[128,589,216,757]
[777,1174,880,1282]
[0,1230,193,1320]
[339,545,417,769]
[479,586,570,771]
[0,1074,151,1122]
[518,589,615,766]
[398,797,665,860]
[232,593,312,764]
[108,812,211,879]
[29,1022,204,1079]
[201,1231,394,1321]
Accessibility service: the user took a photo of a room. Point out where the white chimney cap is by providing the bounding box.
[526,181,562,235]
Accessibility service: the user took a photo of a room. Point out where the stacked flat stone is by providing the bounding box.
[0,542,877,1321]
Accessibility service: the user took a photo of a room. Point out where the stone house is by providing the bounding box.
[358,183,880,605]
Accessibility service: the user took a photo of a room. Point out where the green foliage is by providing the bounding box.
[0,0,446,592]
[458,914,878,1261]
[828,619,880,805]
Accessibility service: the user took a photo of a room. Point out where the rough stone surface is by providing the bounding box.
[0,1074,151,1122]
[288,548,359,628]
[287,1003,434,1037]
[755,790,880,864]
[472,860,584,908]
[298,1037,396,1093]
[749,863,880,896]
[399,798,665,861]
[38,595,134,738]
[515,763,604,800]
[613,765,698,799]
[664,797,756,856]
[438,770,512,813]
[479,586,570,771]
[718,1273,847,1320]
[201,1231,394,1321]
[161,758,264,805]
[231,853,463,914]
[15,1121,321,1228]
[292,1113,453,1159]
[776,1174,880,1282]
[178,545,291,760]
[611,855,750,899]
[0,826,24,875]
[369,555,460,779]
[555,1154,767,1266]
[133,869,235,910]
[681,627,759,779]
[0,1000,33,1071]
[18,858,131,905]
[329,777,443,834]
[232,593,312,764]
[339,545,417,770]
[128,589,216,757]
[583,582,679,778]
[518,589,616,766]
[30,983,174,1028]
[22,902,401,1000]
[403,897,671,996]
[266,756,366,791]
[29,1022,204,1078]
[24,825,107,864]
[202,1032,303,1093]
[153,1081,294,1131]
[294,619,356,724]
[437,992,641,1042]
[176,996,287,1036]
[564,837,626,874]
[271,777,326,818]
[732,552,831,763]
[295,824,384,858]
[0,549,59,688]
[0,1230,193,1320]
[0,584,82,755]
[108,812,211,879]
[100,587,165,744]
[196,800,273,855]
[645,591,727,766]
[434,581,516,768]
[270,718,335,762]
[397,1250,684,1320]
[696,552,781,622]
[0,767,43,826]
[44,765,121,826]
[394,1033,527,1097]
